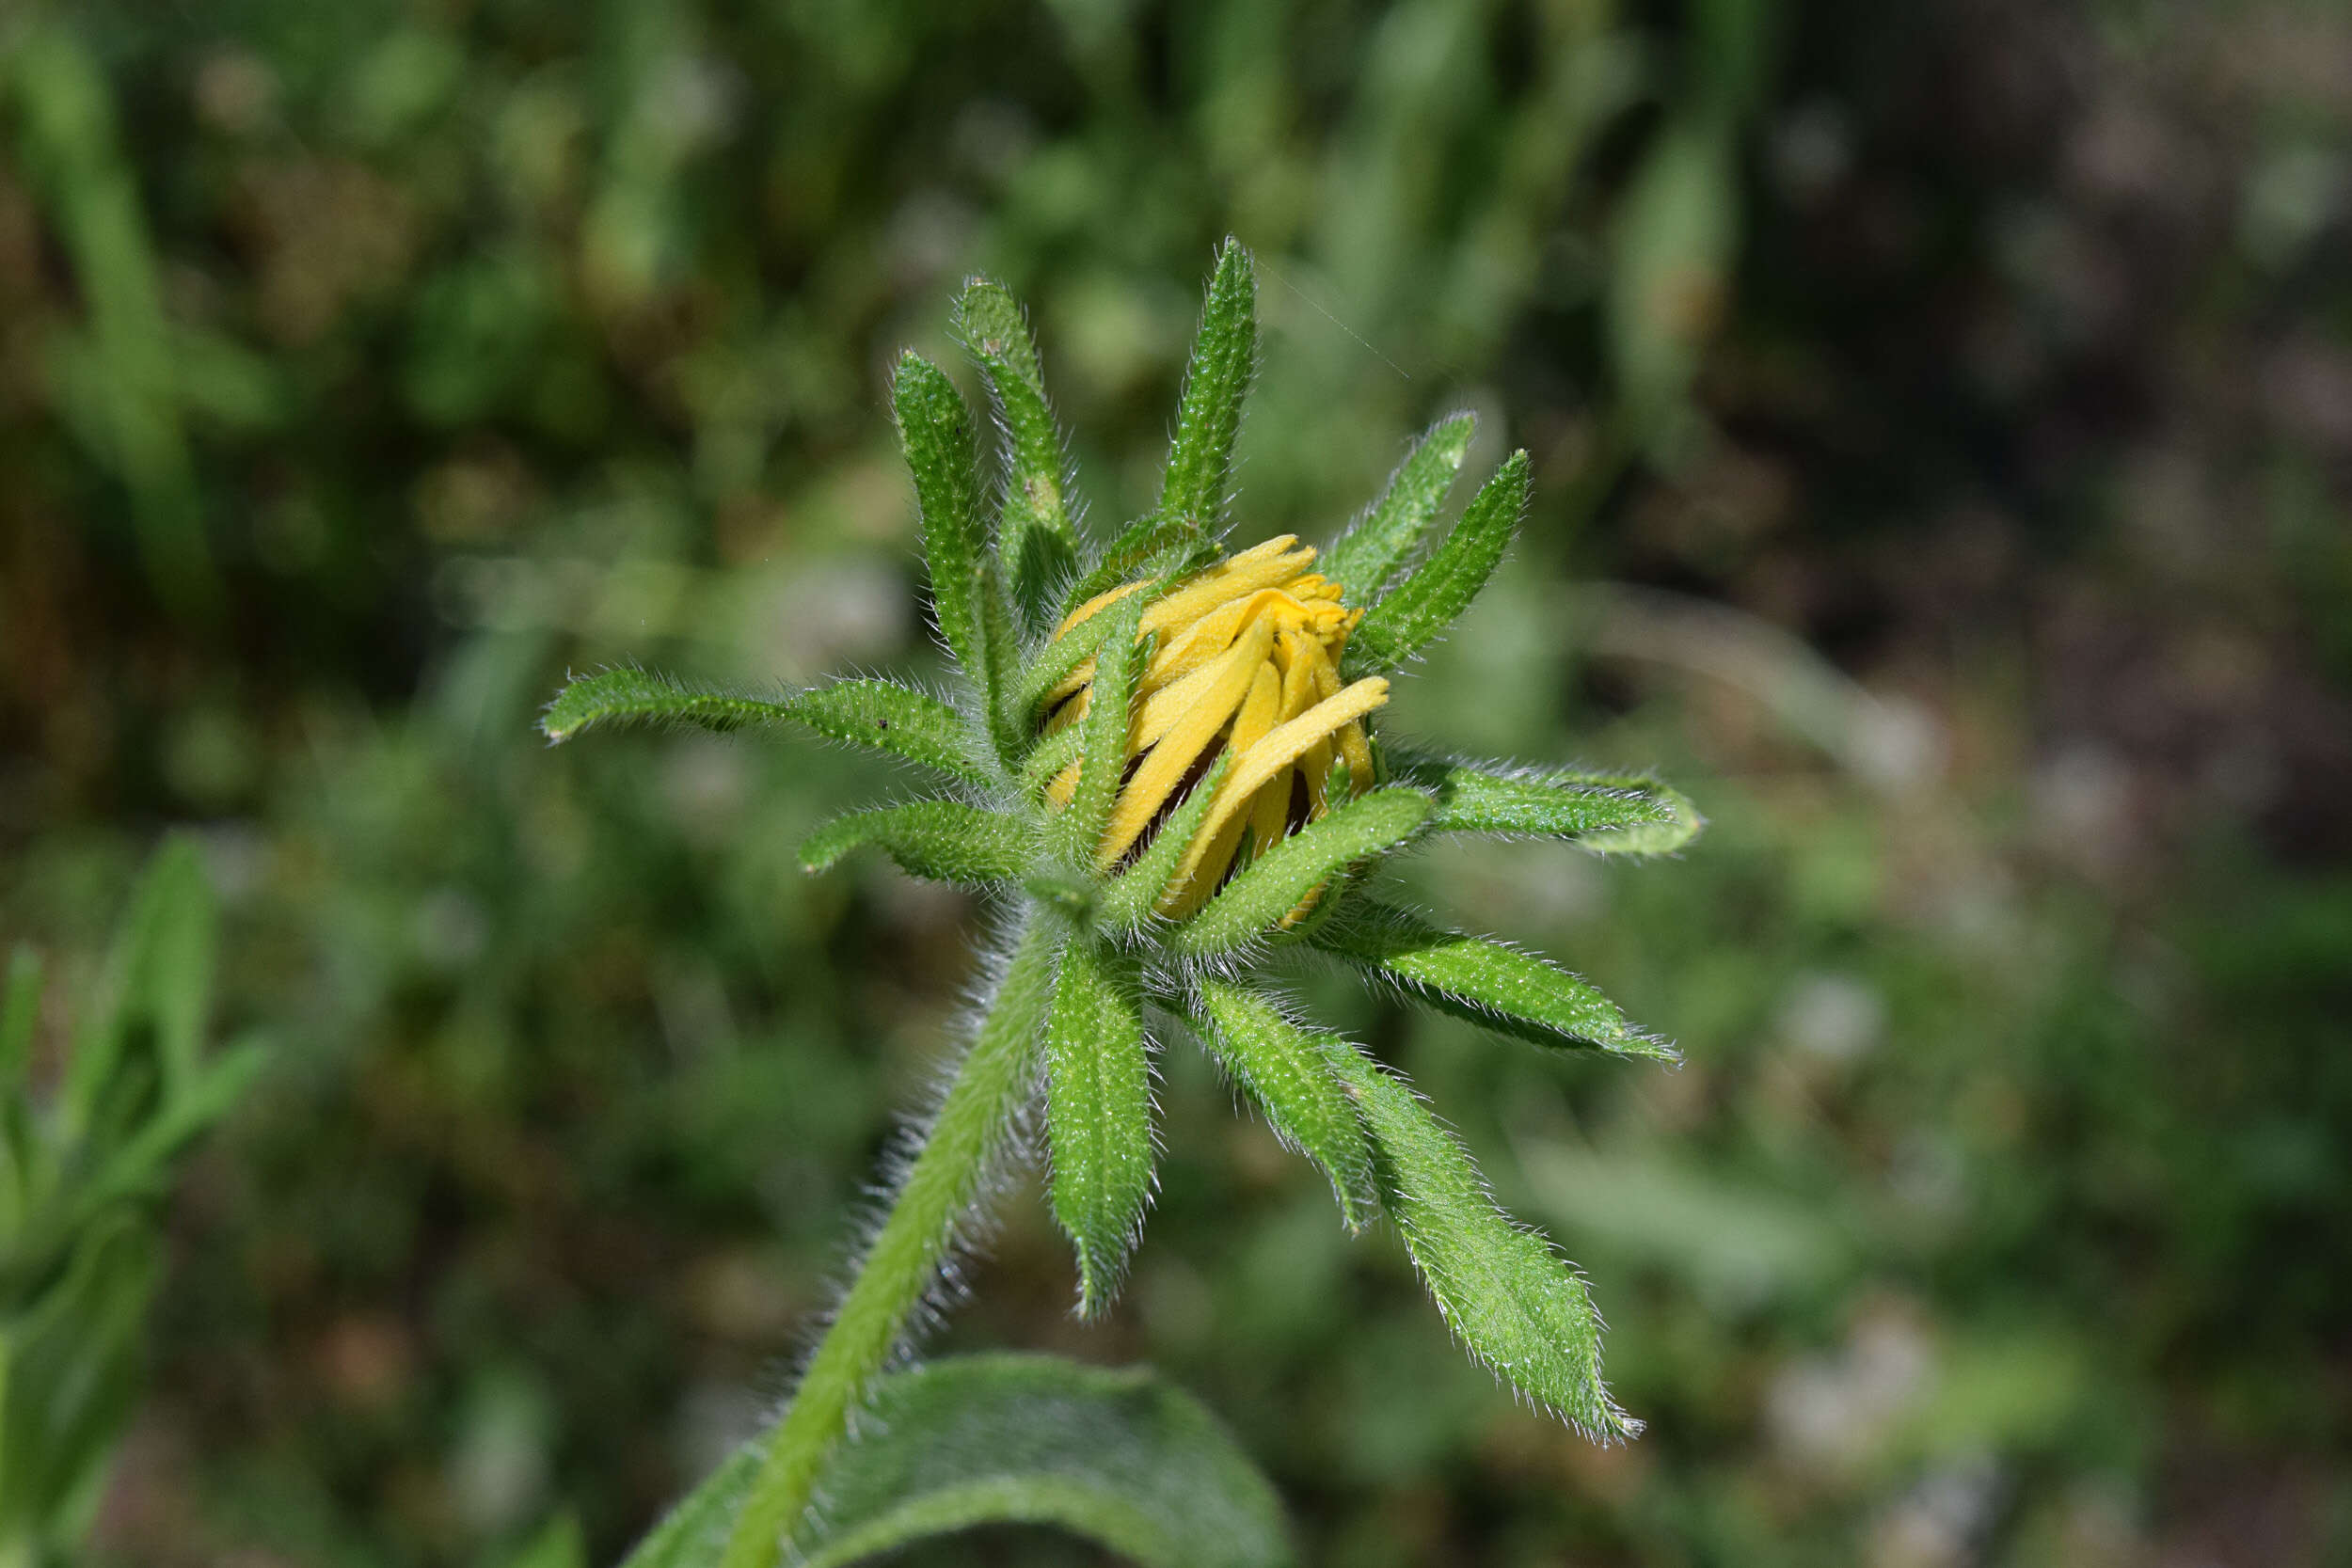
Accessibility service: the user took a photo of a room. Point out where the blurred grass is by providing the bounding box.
[2,0,2349,1564]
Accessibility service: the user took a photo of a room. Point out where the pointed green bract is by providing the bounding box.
[1053,595,1152,863]
[1390,752,1700,852]
[1318,1038,1637,1440]
[1097,753,1233,929]
[1171,787,1432,957]
[1564,776,1706,856]
[801,802,1034,887]
[955,278,1081,629]
[894,353,1014,731]
[1062,515,1218,617]
[1019,725,1086,800]
[1322,413,1474,603]
[789,678,995,786]
[541,668,802,745]
[1345,450,1530,676]
[1045,942,1154,1315]
[1309,899,1669,1060]
[1159,240,1257,540]
[1018,580,1136,725]
[1192,981,1375,1231]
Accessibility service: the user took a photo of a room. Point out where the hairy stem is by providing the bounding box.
[721,915,1063,1568]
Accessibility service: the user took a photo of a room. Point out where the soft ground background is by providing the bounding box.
[4,0,2350,1563]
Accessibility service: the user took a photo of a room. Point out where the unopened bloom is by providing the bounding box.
[1039,535,1388,918]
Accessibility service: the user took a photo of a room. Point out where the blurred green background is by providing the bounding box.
[4,0,2350,1563]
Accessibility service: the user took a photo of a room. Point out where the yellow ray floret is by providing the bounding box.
[1036,537,1390,916]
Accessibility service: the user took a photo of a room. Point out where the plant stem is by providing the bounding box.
[720,914,1062,1568]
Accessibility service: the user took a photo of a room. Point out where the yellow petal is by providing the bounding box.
[1166,676,1391,895]
[1096,617,1275,869]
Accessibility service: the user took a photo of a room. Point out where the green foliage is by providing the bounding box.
[1393,752,1701,853]
[953,279,1080,630]
[1044,943,1154,1316]
[1191,981,1375,1232]
[1322,414,1475,605]
[799,803,1035,887]
[787,681,997,787]
[1158,240,1258,542]
[1318,1039,1635,1441]
[1,842,259,1564]
[539,668,803,744]
[892,353,1015,752]
[628,1355,1290,1568]
[542,672,993,785]
[1346,452,1530,676]
[1309,899,1671,1062]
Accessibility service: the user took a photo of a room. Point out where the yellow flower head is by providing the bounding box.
[1040,535,1390,918]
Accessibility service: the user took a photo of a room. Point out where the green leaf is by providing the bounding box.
[954,278,1081,629]
[894,353,1014,728]
[1052,594,1152,864]
[1317,1039,1637,1440]
[1308,899,1670,1061]
[801,803,1033,887]
[70,833,215,1125]
[540,668,801,744]
[1389,751,1702,854]
[795,1354,1293,1568]
[1158,239,1257,542]
[788,678,994,787]
[1097,753,1232,929]
[1171,787,1431,957]
[1321,413,1474,603]
[1192,981,1375,1231]
[1345,450,1529,677]
[1045,942,1154,1314]
[542,671,994,786]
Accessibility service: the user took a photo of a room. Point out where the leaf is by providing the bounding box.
[894,353,1015,733]
[788,679,995,787]
[70,832,215,1126]
[1345,451,1528,677]
[1308,899,1671,1061]
[1317,1039,1637,1440]
[540,668,801,744]
[542,672,994,787]
[1158,239,1257,541]
[1191,980,1375,1230]
[1097,753,1232,929]
[801,803,1033,887]
[1051,594,1152,864]
[1044,942,1154,1314]
[795,1354,1294,1568]
[1320,413,1474,603]
[954,277,1081,628]
[1171,787,1431,957]
[1389,751,1702,854]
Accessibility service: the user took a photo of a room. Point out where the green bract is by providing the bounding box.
[546,239,1702,1568]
